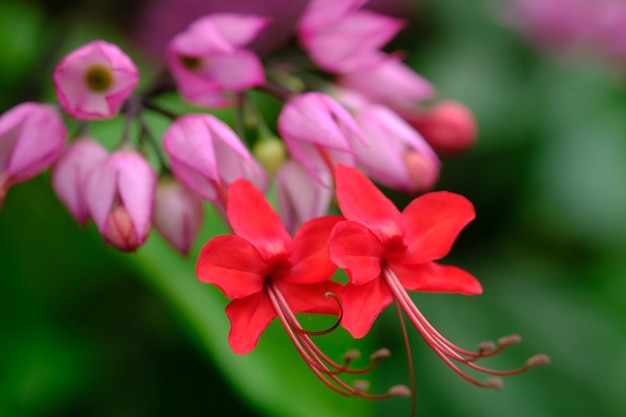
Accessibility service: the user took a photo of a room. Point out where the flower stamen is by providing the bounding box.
[265,281,409,399]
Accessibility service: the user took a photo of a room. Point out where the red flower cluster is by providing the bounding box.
[196,164,549,403]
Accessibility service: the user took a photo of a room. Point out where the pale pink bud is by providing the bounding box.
[338,56,435,112]
[276,160,333,234]
[298,8,404,73]
[84,149,157,252]
[51,138,108,225]
[277,92,361,187]
[153,179,204,255]
[167,14,268,107]
[0,102,66,206]
[162,114,267,213]
[403,100,478,155]
[52,40,139,120]
[351,105,439,193]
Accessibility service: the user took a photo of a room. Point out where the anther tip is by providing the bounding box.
[497,334,522,346]
[486,377,503,390]
[478,341,496,352]
[370,347,391,361]
[388,385,412,397]
[343,349,361,362]
[354,380,370,392]
[527,354,551,367]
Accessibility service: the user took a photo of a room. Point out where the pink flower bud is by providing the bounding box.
[153,179,204,255]
[403,100,478,155]
[276,160,333,234]
[84,149,157,252]
[51,138,108,225]
[351,105,439,193]
[298,0,404,73]
[278,92,361,187]
[52,40,139,120]
[338,56,435,112]
[167,14,268,107]
[162,114,267,214]
[0,102,66,206]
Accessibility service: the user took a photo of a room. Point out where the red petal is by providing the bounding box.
[227,179,291,260]
[390,261,482,295]
[284,215,343,284]
[329,221,384,285]
[401,191,475,263]
[334,165,403,242]
[339,279,393,339]
[277,281,344,315]
[196,235,267,299]
[225,292,275,354]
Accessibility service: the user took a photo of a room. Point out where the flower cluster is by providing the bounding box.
[0,0,548,411]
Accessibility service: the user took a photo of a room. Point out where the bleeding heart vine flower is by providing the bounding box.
[52,40,139,120]
[196,178,409,398]
[328,164,549,393]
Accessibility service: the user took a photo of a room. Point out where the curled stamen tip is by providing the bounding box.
[370,348,391,361]
[354,380,370,392]
[527,354,551,367]
[388,385,411,397]
[498,334,522,346]
[324,291,338,299]
[478,341,496,352]
[486,377,503,390]
[343,349,361,362]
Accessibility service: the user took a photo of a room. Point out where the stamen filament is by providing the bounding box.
[382,267,549,389]
[265,281,409,399]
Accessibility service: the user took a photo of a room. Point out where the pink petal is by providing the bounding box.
[299,0,367,33]
[196,235,267,299]
[227,179,291,260]
[225,292,275,354]
[114,150,157,242]
[284,215,343,284]
[275,160,333,233]
[51,138,108,225]
[153,179,204,255]
[390,261,482,295]
[201,50,265,90]
[339,278,392,339]
[84,157,117,234]
[302,11,404,72]
[334,164,403,241]
[328,220,383,285]
[401,191,475,263]
[277,281,343,315]
[2,103,66,184]
[210,14,270,47]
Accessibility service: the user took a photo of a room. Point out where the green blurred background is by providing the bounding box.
[1,0,626,416]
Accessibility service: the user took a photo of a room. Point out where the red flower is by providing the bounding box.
[329,165,549,389]
[196,178,409,398]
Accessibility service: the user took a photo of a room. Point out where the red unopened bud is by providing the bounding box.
[404,100,477,155]
[105,206,140,252]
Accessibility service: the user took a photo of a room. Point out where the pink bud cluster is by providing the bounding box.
[1,1,478,251]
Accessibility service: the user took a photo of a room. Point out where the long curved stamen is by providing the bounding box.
[296,292,344,336]
[265,281,409,399]
[382,267,549,388]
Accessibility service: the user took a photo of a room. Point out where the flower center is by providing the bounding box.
[179,55,203,72]
[85,65,113,92]
[384,235,407,260]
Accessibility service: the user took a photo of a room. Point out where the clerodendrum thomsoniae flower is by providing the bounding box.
[196,178,410,399]
[329,165,549,395]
